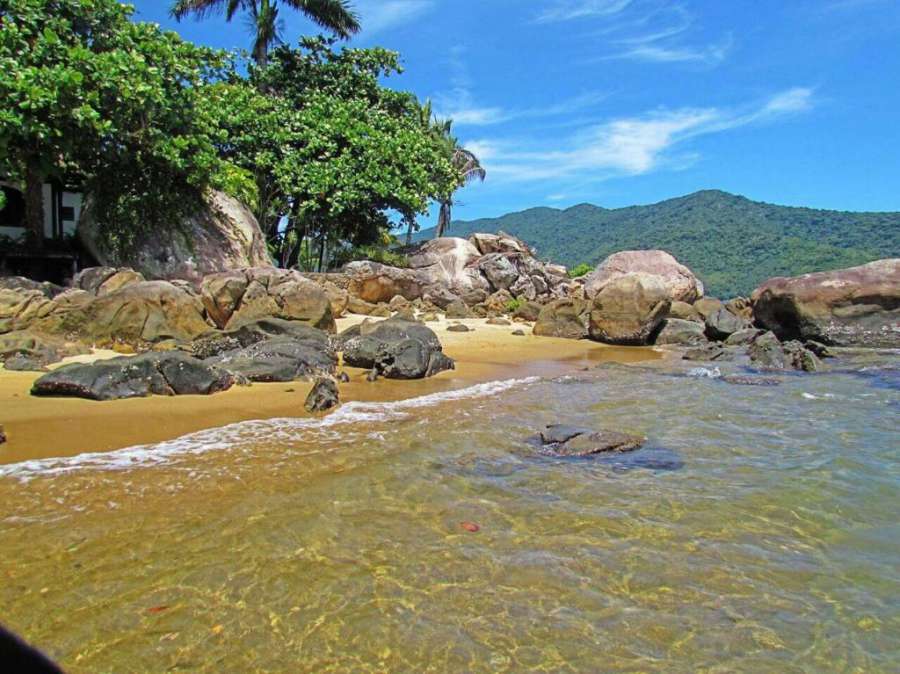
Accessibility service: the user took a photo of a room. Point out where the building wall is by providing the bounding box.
[0,182,81,241]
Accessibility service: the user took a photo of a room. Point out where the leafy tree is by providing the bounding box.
[0,0,225,251]
[171,0,360,66]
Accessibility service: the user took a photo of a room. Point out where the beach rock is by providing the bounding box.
[31,351,234,401]
[445,300,473,319]
[0,425,5,445]
[584,250,703,303]
[201,268,334,332]
[724,328,763,346]
[512,300,542,322]
[725,297,753,321]
[2,352,51,372]
[344,261,425,304]
[482,289,515,316]
[752,259,900,347]
[305,377,340,413]
[682,344,731,361]
[512,329,525,336]
[422,312,439,322]
[692,297,725,320]
[338,317,454,379]
[533,298,589,340]
[486,317,511,326]
[783,340,822,372]
[469,231,533,256]
[704,307,749,341]
[0,330,87,365]
[0,276,61,331]
[447,323,470,333]
[407,238,489,298]
[721,375,781,386]
[531,424,646,457]
[72,267,145,295]
[78,190,272,284]
[510,275,537,301]
[804,340,832,358]
[668,300,702,323]
[747,331,787,369]
[422,286,461,310]
[654,319,708,346]
[477,253,520,291]
[588,273,671,345]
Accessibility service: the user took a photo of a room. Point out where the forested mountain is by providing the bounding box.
[413,190,900,298]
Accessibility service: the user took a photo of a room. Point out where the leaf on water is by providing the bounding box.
[460,522,480,533]
[147,605,170,614]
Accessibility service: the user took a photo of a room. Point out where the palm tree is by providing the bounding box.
[435,143,486,238]
[171,0,360,67]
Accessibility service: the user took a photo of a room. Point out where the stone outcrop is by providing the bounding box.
[585,250,703,303]
[704,307,750,341]
[533,298,589,340]
[337,317,454,379]
[588,273,671,345]
[655,318,708,346]
[528,424,646,457]
[200,267,335,332]
[751,259,900,347]
[343,261,425,304]
[407,237,490,298]
[32,352,234,401]
[78,190,272,284]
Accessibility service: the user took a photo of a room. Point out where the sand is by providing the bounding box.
[0,316,659,464]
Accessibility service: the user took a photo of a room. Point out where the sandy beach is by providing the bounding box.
[0,316,659,465]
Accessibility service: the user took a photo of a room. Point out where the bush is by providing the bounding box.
[568,263,593,278]
[505,298,523,313]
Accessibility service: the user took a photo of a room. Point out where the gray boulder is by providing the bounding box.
[654,319,708,346]
[704,307,749,341]
[530,424,646,457]
[533,298,589,340]
[305,377,340,413]
[31,352,234,401]
[338,317,454,379]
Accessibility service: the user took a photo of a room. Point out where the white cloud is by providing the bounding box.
[355,0,434,34]
[605,33,733,64]
[471,88,816,183]
[535,0,635,23]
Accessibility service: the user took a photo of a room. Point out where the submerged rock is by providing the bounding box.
[305,377,339,413]
[748,331,821,372]
[530,424,646,457]
[721,375,781,386]
[32,352,234,401]
[338,317,454,379]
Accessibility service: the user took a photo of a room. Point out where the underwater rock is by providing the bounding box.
[530,424,646,457]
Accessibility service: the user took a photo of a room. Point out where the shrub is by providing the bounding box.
[505,298,523,313]
[568,263,593,278]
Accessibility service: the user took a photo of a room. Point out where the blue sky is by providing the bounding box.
[130,0,900,224]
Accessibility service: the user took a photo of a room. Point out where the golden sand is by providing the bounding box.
[0,316,659,464]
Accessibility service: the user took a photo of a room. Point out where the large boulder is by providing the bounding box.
[31,352,234,401]
[0,277,63,332]
[654,318,708,346]
[200,268,335,332]
[588,273,671,345]
[477,253,520,291]
[704,307,750,341]
[584,250,704,303]
[78,190,272,284]
[407,238,490,298]
[343,261,426,304]
[468,231,533,256]
[71,267,145,296]
[533,298,589,340]
[338,317,454,379]
[752,259,900,347]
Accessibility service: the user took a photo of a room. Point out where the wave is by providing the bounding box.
[0,377,540,482]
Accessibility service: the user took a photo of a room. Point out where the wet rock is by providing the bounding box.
[447,323,471,333]
[32,352,234,401]
[804,340,832,358]
[305,377,339,413]
[783,340,821,372]
[748,331,787,369]
[704,307,750,341]
[721,375,781,386]
[209,336,336,382]
[584,250,704,303]
[588,273,671,345]
[0,424,5,445]
[486,317,511,326]
[725,328,763,346]
[338,371,350,383]
[654,319,708,346]
[338,317,455,379]
[752,259,900,347]
[533,298,589,340]
[682,344,732,361]
[530,424,646,457]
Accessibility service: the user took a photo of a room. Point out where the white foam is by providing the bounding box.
[687,366,721,379]
[0,377,539,481]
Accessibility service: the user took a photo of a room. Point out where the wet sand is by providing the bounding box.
[0,316,659,464]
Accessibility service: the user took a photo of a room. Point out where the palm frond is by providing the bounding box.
[171,0,230,21]
[283,0,361,38]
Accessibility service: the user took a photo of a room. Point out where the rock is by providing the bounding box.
[804,340,832,358]
[305,377,339,413]
[721,375,781,386]
[477,253,520,291]
[513,300,542,322]
[422,285,460,310]
[2,352,51,372]
[531,274,548,296]
[78,190,272,284]
[72,267,145,295]
[0,330,87,364]
[668,300,703,323]
[393,307,418,322]
[321,282,350,318]
[407,238,489,298]
[531,425,645,457]
[344,260,425,304]
[447,323,470,332]
[654,319,708,346]
[32,352,234,401]
[584,250,703,303]
[482,289,515,316]
[201,268,335,332]
[748,331,787,369]
[389,295,411,312]
[0,424,5,445]
[366,367,379,382]
[588,273,671,345]
[724,328,763,346]
[725,297,753,321]
[704,307,749,341]
[468,231,533,256]
[509,275,537,301]
[338,371,350,383]
[533,298,589,340]
[486,317,511,326]
[422,312,439,322]
[682,344,730,361]
[692,297,725,320]
[338,317,455,379]
[445,300,473,319]
[783,340,821,372]
[0,277,61,332]
[752,259,900,347]
[511,329,525,336]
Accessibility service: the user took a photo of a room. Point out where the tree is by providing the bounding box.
[0,0,225,251]
[171,0,360,66]
[435,138,486,239]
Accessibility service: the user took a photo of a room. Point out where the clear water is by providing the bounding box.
[1,352,898,673]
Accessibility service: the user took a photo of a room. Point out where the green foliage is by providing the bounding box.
[568,263,593,278]
[0,0,227,254]
[505,298,523,313]
[414,190,900,298]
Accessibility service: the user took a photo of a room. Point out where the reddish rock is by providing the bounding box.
[585,250,704,303]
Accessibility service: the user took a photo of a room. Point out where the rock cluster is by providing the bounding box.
[337,317,454,380]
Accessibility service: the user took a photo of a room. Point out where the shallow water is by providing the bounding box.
[1,352,898,672]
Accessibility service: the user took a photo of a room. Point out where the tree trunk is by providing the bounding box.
[23,157,44,249]
[435,200,451,238]
[405,216,416,245]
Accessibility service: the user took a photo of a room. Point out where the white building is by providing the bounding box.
[0,181,83,243]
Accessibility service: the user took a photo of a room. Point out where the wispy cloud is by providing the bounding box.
[604,33,733,64]
[472,88,816,183]
[535,0,635,24]
[354,0,435,34]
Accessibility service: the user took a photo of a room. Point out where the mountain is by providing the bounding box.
[412,190,900,298]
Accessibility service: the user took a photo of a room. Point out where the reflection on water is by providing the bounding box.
[1,353,898,672]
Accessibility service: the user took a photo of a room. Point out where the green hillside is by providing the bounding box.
[413,190,900,298]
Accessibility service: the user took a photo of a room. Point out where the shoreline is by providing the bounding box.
[0,315,661,466]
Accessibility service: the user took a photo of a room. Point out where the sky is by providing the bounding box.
[129,0,900,225]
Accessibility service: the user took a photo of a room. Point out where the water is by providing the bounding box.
[1,353,898,672]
